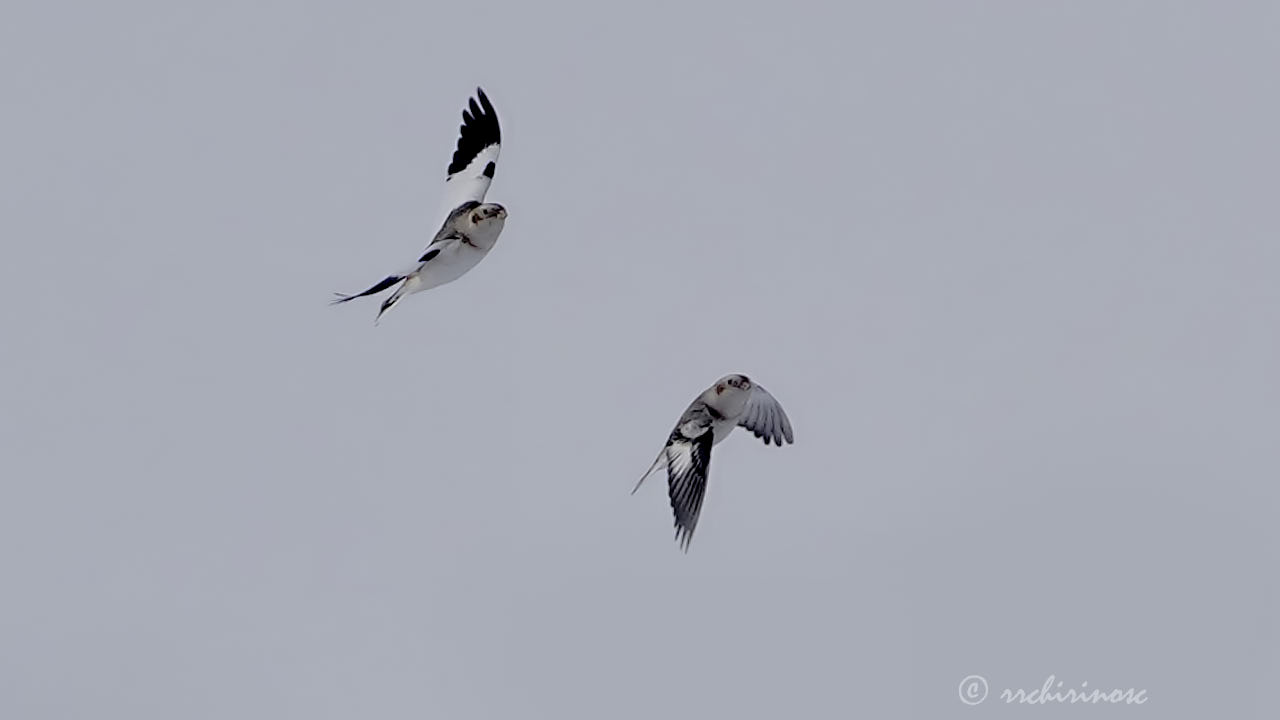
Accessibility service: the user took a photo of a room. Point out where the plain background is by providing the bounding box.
[2,1,1277,718]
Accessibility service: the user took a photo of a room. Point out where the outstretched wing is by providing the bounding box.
[665,419,714,552]
[738,384,794,446]
[435,88,500,230]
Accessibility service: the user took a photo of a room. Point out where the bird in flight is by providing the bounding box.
[333,88,506,323]
[633,374,794,551]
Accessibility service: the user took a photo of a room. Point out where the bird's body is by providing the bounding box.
[633,374,794,551]
[371,201,506,315]
[334,88,505,323]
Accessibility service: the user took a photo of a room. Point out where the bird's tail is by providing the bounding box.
[373,282,412,325]
[331,275,404,306]
[631,449,667,494]
[332,274,415,325]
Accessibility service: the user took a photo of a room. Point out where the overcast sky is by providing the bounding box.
[2,1,1278,718]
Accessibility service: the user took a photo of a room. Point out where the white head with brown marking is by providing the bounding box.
[704,373,754,417]
[464,201,507,242]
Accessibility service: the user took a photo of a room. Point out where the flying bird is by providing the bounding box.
[333,87,506,322]
[632,374,794,551]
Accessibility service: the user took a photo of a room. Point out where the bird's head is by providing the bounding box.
[461,202,506,246]
[708,373,753,414]
[468,203,508,227]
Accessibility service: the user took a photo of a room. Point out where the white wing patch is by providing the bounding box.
[666,439,697,477]
[664,432,713,551]
[435,88,501,230]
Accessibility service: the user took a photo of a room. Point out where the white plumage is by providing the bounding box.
[633,374,794,551]
[333,88,506,323]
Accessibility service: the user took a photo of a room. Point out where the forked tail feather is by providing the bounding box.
[331,275,404,305]
[631,449,667,494]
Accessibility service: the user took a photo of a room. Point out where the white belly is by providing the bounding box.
[710,418,738,445]
[408,242,493,294]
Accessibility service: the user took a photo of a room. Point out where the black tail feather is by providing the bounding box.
[374,293,400,324]
[331,276,403,305]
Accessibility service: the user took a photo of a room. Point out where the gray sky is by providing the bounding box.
[2,1,1278,718]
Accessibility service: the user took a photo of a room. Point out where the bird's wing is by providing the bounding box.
[415,230,467,263]
[738,384,795,446]
[665,416,714,551]
[434,88,500,230]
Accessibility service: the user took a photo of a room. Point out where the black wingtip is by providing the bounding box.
[446,88,501,177]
